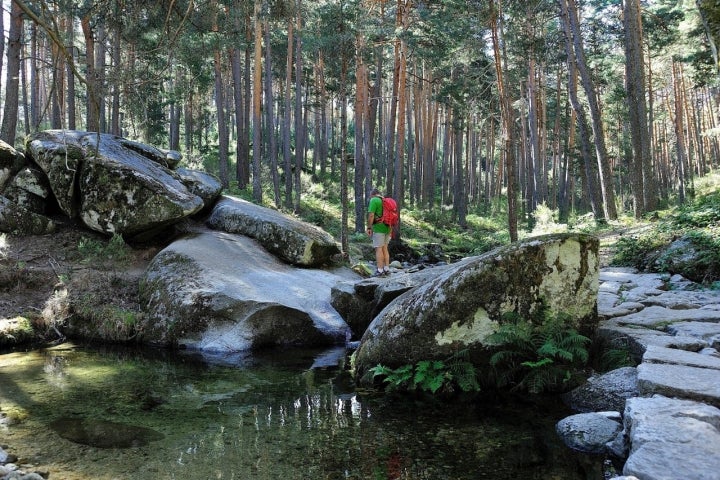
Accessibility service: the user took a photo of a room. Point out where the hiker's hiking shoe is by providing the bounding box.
[373,270,387,277]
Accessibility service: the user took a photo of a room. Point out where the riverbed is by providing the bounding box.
[0,342,600,479]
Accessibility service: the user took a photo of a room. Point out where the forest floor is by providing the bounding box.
[0,218,163,338]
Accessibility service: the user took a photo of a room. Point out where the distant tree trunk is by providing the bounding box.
[454,116,467,228]
[283,19,293,209]
[672,61,687,204]
[340,53,349,256]
[184,92,193,152]
[527,59,541,214]
[29,22,39,130]
[490,0,518,242]
[318,53,330,177]
[66,16,76,130]
[51,19,64,129]
[354,37,367,233]
[252,0,263,202]
[264,18,281,208]
[369,44,382,188]
[243,13,252,187]
[1,1,23,144]
[317,52,329,177]
[231,1,247,189]
[0,1,4,87]
[393,0,409,206]
[561,0,617,220]
[110,22,122,136]
[212,0,229,187]
[385,0,402,196]
[559,1,603,220]
[293,0,303,212]
[624,0,655,216]
[80,14,100,132]
[95,23,106,132]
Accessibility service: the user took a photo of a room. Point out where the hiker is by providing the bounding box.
[367,188,391,276]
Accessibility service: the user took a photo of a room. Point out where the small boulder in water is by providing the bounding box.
[49,417,164,448]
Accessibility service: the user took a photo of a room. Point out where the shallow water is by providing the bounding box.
[0,343,599,479]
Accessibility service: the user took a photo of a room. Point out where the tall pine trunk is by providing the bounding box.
[1,1,23,144]
[264,18,281,208]
[252,0,263,202]
[212,0,229,187]
[490,0,518,242]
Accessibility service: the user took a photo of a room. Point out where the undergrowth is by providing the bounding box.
[369,349,480,396]
[611,189,720,282]
[485,311,591,394]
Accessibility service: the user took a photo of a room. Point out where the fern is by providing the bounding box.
[487,310,590,394]
[368,349,480,396]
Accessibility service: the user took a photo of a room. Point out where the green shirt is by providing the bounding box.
[369,196,390,234]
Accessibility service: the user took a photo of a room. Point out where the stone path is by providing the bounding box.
[597,267,720,480]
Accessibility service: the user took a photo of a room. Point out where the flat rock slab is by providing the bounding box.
[667,321,720,347]
[621,396,720,480]
[597,270,667,290]
[642,344,720,370]
[637,362,720,407]
[598,322,707,358]
[614,305,720,328]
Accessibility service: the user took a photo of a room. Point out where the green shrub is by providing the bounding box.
[77,234,131,269]
[369,349,480,395]
[611,231,673,269]
[486,311,590,394]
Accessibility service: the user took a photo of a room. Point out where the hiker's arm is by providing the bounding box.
[367,213,375,233]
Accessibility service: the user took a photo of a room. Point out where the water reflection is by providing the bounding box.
[0,343,600,479]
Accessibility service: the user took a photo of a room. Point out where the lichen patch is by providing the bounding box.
[434,307,498,346]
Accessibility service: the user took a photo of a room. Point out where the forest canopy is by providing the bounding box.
[1,0,719,248]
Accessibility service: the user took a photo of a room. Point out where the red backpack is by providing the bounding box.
[378,196,399,229]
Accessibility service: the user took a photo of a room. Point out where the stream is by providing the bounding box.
[0,342,603,479]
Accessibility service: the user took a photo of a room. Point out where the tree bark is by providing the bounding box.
[559,0,603,220]
[80,14,100,132]
[231,0,248,189]
[212,0,229,187]
[490,0,518,242]
[624,0,656,216]
[1,1,23,144]
[252,0,263,202]
[283,19,293,209]
[264,18,281,208]
[293,0,303,212]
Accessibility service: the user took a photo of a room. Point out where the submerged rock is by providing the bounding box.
[49,417,164,448]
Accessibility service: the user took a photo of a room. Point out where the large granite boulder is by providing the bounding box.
[0,195,55,235]
[353,233,599,380]
[139,227,359,351]
[331,263,457,338]
[3,167,52,214]
[206,196,340,267]
[0,139,25,193]
[24,130,205,237]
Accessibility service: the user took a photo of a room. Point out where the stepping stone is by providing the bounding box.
[637,363,720,407]
[621,396,720,480]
